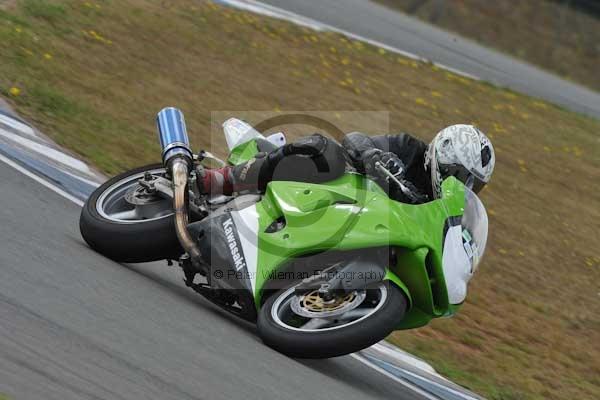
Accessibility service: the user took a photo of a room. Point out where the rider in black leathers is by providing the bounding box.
[198,125,494,204]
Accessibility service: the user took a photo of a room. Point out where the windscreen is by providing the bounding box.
[461,186,489,272]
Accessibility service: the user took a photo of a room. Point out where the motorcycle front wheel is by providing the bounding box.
[79,163,182,263]
[257,281,407,358]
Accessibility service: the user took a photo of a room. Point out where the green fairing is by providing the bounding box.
[227,139,259,165]
[227,139,467,330]
[253,174,465,329]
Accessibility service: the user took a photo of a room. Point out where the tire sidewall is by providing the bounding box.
[257,281,407,358]
[80,163,183,262]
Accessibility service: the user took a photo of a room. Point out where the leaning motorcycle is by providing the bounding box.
[80,107,488,358]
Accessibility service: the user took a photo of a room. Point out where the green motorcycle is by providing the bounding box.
[80,108,489,358]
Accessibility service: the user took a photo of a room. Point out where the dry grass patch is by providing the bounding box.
[375,0,600,91]
[1,1,599,399]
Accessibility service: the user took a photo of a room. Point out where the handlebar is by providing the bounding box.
[374,161,402,186]
[374,161,424,203]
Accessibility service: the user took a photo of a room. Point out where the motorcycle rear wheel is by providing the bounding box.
[257,281,407,358]
[79,164,182,262]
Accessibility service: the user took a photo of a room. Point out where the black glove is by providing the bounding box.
[362,149,405,178]
[392,178,429,204]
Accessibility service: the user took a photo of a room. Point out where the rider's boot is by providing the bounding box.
[197,166,235,195]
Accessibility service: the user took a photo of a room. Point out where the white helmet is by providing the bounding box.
[425,125,495,198]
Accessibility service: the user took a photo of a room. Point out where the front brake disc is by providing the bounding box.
[290,289,366,318]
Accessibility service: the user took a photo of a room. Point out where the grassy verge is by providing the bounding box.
[1,1,599,399]
[374,0,600,91]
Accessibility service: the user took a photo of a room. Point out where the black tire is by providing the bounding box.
[257,281,407,358]
[80,164,183,263]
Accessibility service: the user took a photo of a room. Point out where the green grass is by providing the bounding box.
[0,1,599,399]
[22,0,66,22]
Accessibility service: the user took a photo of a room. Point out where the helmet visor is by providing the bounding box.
[441,164,487,193]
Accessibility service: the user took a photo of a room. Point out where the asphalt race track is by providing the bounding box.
[0,161,438,400]
[258,0,600,119]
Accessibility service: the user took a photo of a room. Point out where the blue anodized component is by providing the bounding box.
[156,107,193,164]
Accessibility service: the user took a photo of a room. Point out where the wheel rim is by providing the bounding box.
[270,282,388,332]
[96,168,174,224]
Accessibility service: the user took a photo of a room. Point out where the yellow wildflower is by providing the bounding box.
[493,123,506,133]
[9,87,21,96]
[43,53,53,60]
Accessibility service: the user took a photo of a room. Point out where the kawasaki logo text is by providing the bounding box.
[222,218,246,271]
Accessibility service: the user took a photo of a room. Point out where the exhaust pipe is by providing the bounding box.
[156,107,202,262]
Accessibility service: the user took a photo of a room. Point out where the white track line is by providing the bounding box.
[0,152,84,207]
[0,128,91,173]
[392,365,480,400]
[368,342,438,375]
[0,114,36,137]
[350,353,440,400]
